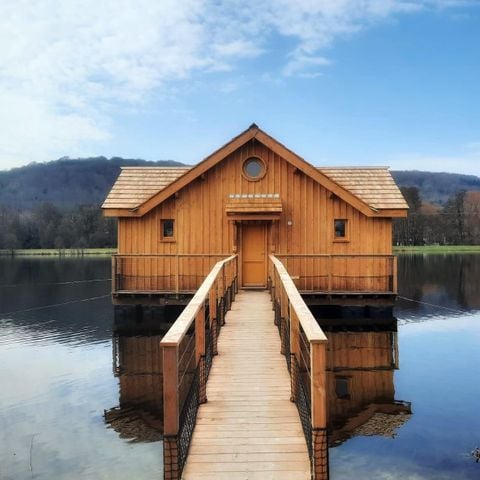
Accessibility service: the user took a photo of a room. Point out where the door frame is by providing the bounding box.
[239,222,268,288]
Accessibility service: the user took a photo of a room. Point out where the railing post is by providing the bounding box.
[163,344,179,480]
[196,303,207,404]
[175,255,180,296]
[209,287,218,355]
[235,255,239,293]
[392,256,398,294]
[327,256,332,293]
[111,256,116,293]
[311,340,328,480]
[290,306,299,403]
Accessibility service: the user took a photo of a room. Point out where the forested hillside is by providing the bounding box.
[0,157,185,210]
[1,156,479,249]
[391,170,480,205]
[0,157,184,250]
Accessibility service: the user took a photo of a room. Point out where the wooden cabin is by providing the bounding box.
[102,124,408,307]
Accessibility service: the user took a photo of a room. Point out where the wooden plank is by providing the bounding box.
[183,291,310,480]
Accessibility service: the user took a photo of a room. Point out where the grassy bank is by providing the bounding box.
[0,248,117,256]
[394,245,480,254]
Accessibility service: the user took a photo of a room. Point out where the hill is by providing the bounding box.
[391,170,480,205]
[0,157,185,210]
[1,157,479,210]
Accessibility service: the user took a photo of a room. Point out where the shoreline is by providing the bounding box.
[394,245,480,254]
[2,246,480,256]
[0,248,117,256]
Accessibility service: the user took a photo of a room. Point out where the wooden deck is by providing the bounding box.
[182,290,310,480]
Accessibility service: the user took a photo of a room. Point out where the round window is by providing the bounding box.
[243,157,265,180]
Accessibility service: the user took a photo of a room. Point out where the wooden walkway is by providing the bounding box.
[182,290,310,480]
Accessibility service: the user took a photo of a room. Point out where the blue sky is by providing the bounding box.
[1,0,479,175]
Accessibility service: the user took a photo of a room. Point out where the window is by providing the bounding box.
[335,377,350,399]
[242,157,266,180]
[161,219,175,241]
[334,219,348,240]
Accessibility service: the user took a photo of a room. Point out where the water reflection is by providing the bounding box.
[398,254,480,312]
[104,309,183,445]
[105,331,166,442]
[323,322,412,448]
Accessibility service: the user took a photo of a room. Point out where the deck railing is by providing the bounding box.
[275,254,397,294]
[269,255,329,480]
[111,254,231,294]
[161,255,238,480]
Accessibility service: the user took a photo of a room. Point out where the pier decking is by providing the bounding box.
[182,290,310,480]
[161,255,328,480]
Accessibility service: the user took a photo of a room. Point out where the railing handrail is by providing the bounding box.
[275,253,395,258]
[113,253,231,257]
[270,255,327,343]
[161,255,237,347]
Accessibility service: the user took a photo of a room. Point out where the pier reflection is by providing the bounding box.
[323,321,412,447]
[104,322,171,442]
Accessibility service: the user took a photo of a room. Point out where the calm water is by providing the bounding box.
[0,255,479,479]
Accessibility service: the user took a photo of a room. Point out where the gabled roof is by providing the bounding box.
[102,167,190,210]
[102,124,408,217]
[318,167,408,210]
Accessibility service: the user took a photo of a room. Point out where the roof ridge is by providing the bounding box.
[318,166,390,170]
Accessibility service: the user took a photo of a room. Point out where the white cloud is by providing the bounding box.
[0,0,473,168]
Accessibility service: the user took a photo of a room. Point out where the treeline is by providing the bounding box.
[394,188,480,245]
[2,188,479,250]
[0,203,116,250]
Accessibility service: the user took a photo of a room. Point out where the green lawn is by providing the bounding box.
[394,245,480,253]
[0,248,117,256]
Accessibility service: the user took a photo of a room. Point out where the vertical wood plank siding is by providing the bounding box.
[117,140,393,290]
[118,140,392,256]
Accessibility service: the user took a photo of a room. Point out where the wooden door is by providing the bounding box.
[242,224,266,287]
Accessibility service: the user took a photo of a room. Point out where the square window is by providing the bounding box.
[335,377,350,399]
[334,219,347,239]
[161,219,175,240]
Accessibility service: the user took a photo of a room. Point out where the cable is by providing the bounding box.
[0,294,110,318]
[0,278,111,288]
[397,295,468,315]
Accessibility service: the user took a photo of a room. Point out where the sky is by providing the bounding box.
[0,0,479,175]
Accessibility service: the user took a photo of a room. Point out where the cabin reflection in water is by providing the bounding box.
[104,326,169,443]
[324,321,412,447]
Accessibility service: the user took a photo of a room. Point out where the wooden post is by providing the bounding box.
[235,255,239,293]
[175,255,180,296]
[392,256,398,294]
[311,341,328,480]
[327,256,332,293]
[209,287,218,355]
[111,256,116,293]
[196,304,207,404]
[163,344,179,479]
[289,307,299,402]
[163,345,179,435]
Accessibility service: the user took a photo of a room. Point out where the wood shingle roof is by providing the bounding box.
[102,165,407,211]
[318,167,408,210]
[101,167,190,209]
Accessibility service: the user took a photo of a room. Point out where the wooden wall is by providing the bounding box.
[118,139,392,256]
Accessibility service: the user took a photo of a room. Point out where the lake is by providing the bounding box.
[0,254,479,479]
